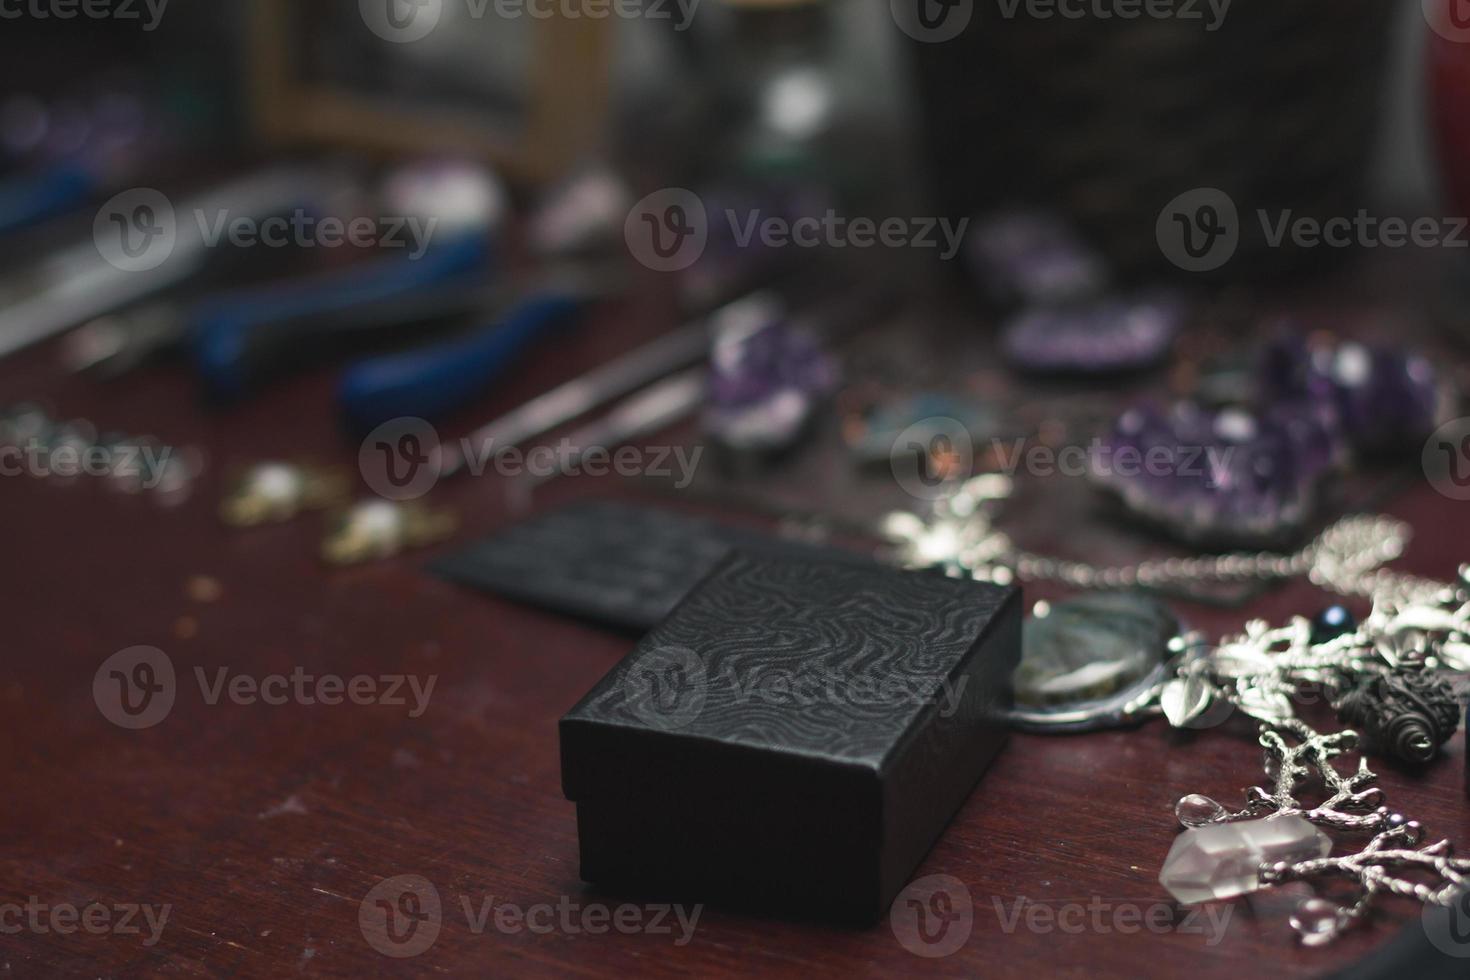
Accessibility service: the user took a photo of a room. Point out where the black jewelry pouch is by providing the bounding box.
[560,552,1021,923]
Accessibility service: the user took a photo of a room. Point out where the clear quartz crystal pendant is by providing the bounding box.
[1160,815,1331,905]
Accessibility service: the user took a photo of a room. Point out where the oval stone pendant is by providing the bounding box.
[1008,591,1182,733]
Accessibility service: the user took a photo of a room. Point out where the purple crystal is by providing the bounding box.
[1092,397,1344,547]
[1003,292,1184,374]
[1262,334,1446,455]
[965,210,1108,307]
[704,296,838,452]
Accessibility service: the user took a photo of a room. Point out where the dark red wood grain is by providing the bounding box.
[3,258,1469,978]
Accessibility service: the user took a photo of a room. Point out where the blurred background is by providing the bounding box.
[1,1,1467,563]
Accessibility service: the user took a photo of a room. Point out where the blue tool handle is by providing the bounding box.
[192,229,491,401]
[338,291,582,431]
[0,163,94,234]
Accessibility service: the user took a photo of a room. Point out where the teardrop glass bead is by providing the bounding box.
[1175,794,1228,828]
[1289,898,1343,945]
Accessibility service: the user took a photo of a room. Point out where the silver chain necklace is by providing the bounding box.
[881,474,1470,946]
[881,473,1449,605]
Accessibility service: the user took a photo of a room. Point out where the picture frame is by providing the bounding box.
[248,0,613,185]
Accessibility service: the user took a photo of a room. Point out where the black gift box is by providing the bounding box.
[560,552,1021,923]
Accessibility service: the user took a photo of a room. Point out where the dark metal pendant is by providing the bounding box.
[1334,671,1461,765]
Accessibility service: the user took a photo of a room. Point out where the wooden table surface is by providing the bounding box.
[3,258,1469,979]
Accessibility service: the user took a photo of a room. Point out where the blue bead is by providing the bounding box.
[1311,604,1356,644]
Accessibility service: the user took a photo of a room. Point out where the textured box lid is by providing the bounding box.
[561,551,1020,803]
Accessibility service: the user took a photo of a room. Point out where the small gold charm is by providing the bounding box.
[320,500,458,565]
[219,462,351,526]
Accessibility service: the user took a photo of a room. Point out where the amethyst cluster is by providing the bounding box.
[1092,399,1344,548]
[1261,334,1446,456]
[704,295,838,454]
[1002,292,1185,375]
[1096,332,1451,547]
[966,210,1183,374]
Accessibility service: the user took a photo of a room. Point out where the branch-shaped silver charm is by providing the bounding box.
[1249,721,1386,830]
[1264,831,1470,945]
[1173,719,1470,944]
[1163,569,1470,945]
[879,480,1470,949]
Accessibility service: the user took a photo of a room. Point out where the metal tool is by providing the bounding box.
[515,278,902,487]
[63,163,505,382]
[315,296,753,565]
[192,229,492,402]
[362,262,810,460]
[64,253,502,380]
[317,278,901,564]
[425,290,759,478]
[0,166,332,362]
[335,265,614,432]
[525,368,707,487]
[192,160,506,402]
